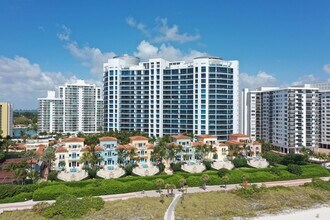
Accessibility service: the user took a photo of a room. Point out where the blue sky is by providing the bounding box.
[0,0,329,109]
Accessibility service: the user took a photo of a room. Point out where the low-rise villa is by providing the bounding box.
[54,137,88,181]
[226,133,262,157]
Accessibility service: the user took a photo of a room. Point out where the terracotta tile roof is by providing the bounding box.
[147,144,155,150]
[198,134,217,139]
[36,146,45,156]
[81,145,104,152]
[166,142,179,148]
[225,140,244,146]
[253,141,261,145]
[8,143,26,150]
[171,134,191,140]
[56,146,68,153]
[229,133,249,138]
[62,137,85,143]
[192,141,204,147]
[116,144,135,150]
[129,136,149,141]
[99,136,117,141]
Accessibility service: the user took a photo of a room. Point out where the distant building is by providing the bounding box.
[103,55,239,141]
[241,85,320,153]
[318,90,330,154]
[38,80,103,134]
[0,102,13,137]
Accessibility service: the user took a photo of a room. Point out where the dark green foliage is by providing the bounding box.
[262,152,283,166]
[170,162,183,172]
[157,163,165,173]
[202,160,212,170]
[86,168,98,178]
[287,164,303,175]
[47,170,58,181]
[232,157,248,168]
[269,166,281,176]
[0,184,37,200]
[0,192,33,203]
[217,168,230,177]
[122,164,135,175]
[282,154,308,165]
[42,194,104,218]
[234,184,266,197]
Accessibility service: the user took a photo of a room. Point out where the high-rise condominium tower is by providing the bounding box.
[241,85,320,153]
[38,80,103,134]
[103,55,239,141]
[0,102,13,137]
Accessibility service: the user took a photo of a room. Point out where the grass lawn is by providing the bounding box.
[0,196,172,220]
[175,184,330,219]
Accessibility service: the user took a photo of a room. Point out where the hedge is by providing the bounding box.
[0,192,33,203]
[0,164,328,202]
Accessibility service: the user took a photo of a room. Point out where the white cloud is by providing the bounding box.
[153,18,200,43]
[134,40,207,62]
[65,41,116,75]
[240,71,278,89]
[57,25,71,41]
[323,64,330,76]
[126,17,149,36]
[0,56,75,109]
[291,74,321,86]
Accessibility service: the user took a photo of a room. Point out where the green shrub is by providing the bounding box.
[122,164,135,175]
[282,154,308,166]
[287,164,303,176]
[42,194,104,218]
[269,167,281,176]
[170,162,183,172]
[0,192,33,203]
[157,163,165,173]
[47,170,58,181]
[87,168,98,178]
[234,184,265,197]
[217,168,230,177]
[0,184,37,200]
[262,152,283,165]
[202,160,212,170]
[232,157,248,168]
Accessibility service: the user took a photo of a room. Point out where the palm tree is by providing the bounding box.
[117,148,127,165]
[13,168,27,184]
[80,145,103,170]
[155,178,165,193]
[127,148,138,165]
[200,174,209,190]
[179,178,187,193]
[24,150,38,172]
[27,170,38,183]
[222,175,229,189]
[165,183,175,196]
[228,145,241,160]
[41,147,55,173]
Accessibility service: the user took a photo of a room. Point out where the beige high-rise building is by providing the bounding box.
[0,102,13,138]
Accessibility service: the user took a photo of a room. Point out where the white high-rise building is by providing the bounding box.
[241,85,320,153]
[38,80,103,134]
[103,55,239,141]
[319,90,330,153]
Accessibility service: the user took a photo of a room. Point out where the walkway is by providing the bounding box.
[0,177,329,214]
[164,194,181,220]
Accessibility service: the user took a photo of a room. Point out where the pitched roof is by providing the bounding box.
[129,136,149,141]
[99,136,117,141]
[62,137,85,143]
[36,146,45,156]
[225,140,244,146]
[81,145,104,152]
[56,146,68,153]
[192,141,204,147]
[147,144,155,150]
[253,141,261,145]
[172,134,190,140]
[229,133,249,138]
[198,134,217,139]
[166,142,179,148]
[116,144,135,150]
